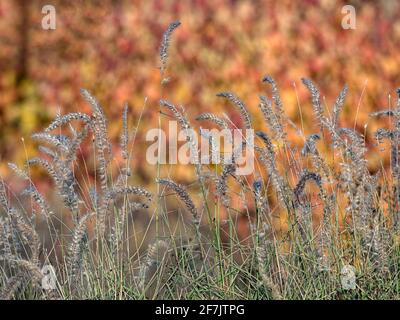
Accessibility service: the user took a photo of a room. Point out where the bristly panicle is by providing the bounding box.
[374,128,394,143]
[369,89,400,182]
[256,131,274,153]
[216,163,236,208]
[7,163,29,181]
[337,128,367,169]
[302,78,327,132]
[120,103,129,160]
[195,112,229,130]
[38,145,60,162]
[27,157,79,218]
[107,185,152,207]
[262,75,287,140]
[138,240,171,299]
[159,21,181,75]
[301,134,332,183]
[369,110,395,118]
[0,273,24,300]
[336,126,378,253]
[31,133,70,153]
[79,89,112,235]
[253,180,270,217]
[255,131,294,208]
[20,186,54,218]
[159,99,190,130]
[367,214,391,274]
[96,184,152,234]
[256,245,283,299]
[331,84,348,129]
[68,213,94,285]
[44,112,92,132]
[80,89,110,156]
[10,210,41,264]
[301,134,321,157]
[6,259,44,293]
[216,92,252,129]
[157,179,199,227]
[65,124,90,166]
[262,76,284,115]
[160,99,202,179]
[292,169,326,250]
[0,182,41,267]
[293,169,322,206]
[258,95,286,142]
[27,157,62,187]
[0,215,13,259]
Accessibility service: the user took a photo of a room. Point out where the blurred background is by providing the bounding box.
[0,0,400,192]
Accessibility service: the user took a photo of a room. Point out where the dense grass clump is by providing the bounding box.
[1,21,400,300]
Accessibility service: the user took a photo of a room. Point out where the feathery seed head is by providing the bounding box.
[195,112,229,130]
[301,134,321,156]
[7,163,29,180]
[157,178,199,225]
[253,180,262,193]
[294,169,322,205]
[159,21,181,75]
[216,92,252,129]
[262,75,274,83]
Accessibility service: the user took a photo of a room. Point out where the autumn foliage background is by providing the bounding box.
[0,0,400,199]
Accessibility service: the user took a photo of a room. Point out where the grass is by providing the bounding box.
[1,21,400,300]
